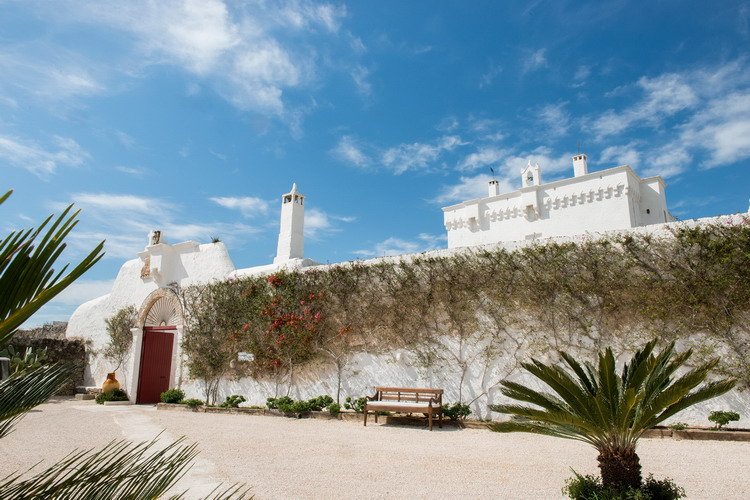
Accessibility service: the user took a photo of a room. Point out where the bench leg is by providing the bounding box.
[363,406,368,427]
[439,411,443,428]
[428,411,433,431]
[374,411,378,423]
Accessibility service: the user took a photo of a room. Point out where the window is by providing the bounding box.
[646,208,651,214]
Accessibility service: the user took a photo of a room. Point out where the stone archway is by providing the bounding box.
[129,288,185,403]
[137,288,184,328]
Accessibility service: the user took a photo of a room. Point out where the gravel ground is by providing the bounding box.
[2,398,749,499]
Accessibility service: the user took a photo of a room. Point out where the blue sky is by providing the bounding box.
[2,0,749,325]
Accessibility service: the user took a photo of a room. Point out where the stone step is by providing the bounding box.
[74,393,96,401]
[75,386,101,395]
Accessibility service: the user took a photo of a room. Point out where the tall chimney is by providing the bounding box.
[573,153,588,177]
[488,179,500,197]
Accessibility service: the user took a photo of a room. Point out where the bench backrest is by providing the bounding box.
[373,387,443,405]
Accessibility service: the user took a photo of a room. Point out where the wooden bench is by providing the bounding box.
[364,387,443,430]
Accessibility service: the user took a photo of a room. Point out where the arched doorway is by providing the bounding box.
[135,290,183,404]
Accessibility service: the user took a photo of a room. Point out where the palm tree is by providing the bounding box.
[0,189,248,498]
[489,339,735,490]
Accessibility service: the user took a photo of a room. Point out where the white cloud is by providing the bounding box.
[679,91,750,168]
[115,165,147,177]
[573,65,591,83]
[592,73,699,138]
[331,135,370,168]
[381,135,465,174]
[22,278,115,327]
[351,65,372,96]
[210,196,270,217]
[643,143,691,177]
[522,48,547,73]
[50,279,115,306]
[64,191,260,259]
[353,233,446,257]
[0,48,105,101]
[537,102,570,137]
[305,207,354,239]
[32,0,348,119]
[600,143,641,168]
[457,146,508,172]
[479,62,502,89]
[0,134,89,178]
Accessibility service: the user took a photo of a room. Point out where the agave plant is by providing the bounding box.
[489,339,736,490]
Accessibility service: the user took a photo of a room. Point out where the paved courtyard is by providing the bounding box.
[2,398,749,499]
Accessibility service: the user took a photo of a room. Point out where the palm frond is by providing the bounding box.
[0,191,105,346]
[0,436,198,499]
[490,338,736,452]
[0,363,73,438]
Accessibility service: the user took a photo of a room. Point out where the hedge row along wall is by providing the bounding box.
[179,215,750,407]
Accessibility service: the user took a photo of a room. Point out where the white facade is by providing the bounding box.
[64,179,749,423]
[443,154,674,248]
[66,184,317,398]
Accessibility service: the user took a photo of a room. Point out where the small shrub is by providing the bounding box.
[668,422,688,431]
[219,395,247,408]
[307,395,334,411]
[708,410,740,430]
[443,402,472,421]
[344,396,367,413]
[96,389,128,405]
[160,388,185,404]
[563,471,685,499]
[266,396,293,410]
[327,402,341,416]
[181,398,204,408]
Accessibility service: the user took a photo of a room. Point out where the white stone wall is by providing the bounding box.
[66,213,750,424]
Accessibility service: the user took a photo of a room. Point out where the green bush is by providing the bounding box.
[181,398,204,408]
[442,402,472,421]
[266,396,293,410]
[219,395,247,408]
[708,410,740,430]
[344,396,366,413]
[95,389,128,405]
[160,388,185,404]
[308,395,334,411]
[327,402,341,415]
[266,395,334,414]
[563,472,685,499]
[668,422,688,431]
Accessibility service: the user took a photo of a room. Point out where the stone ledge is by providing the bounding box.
[155,404,750,442]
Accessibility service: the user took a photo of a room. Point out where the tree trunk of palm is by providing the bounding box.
[597,446,642,490]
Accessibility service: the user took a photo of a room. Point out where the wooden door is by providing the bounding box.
[136,327,175,404]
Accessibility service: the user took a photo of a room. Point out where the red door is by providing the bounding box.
[136,327,175,404]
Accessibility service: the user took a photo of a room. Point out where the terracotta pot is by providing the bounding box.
[102,372,121,394]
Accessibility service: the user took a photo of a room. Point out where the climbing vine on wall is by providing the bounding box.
[180,216,750,399]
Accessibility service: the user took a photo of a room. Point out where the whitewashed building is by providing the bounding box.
[66,184,316,403]
[64,169,749,422]
[443,154,675,248]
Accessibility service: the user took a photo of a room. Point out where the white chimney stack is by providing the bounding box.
[573,153,588,177]
[488,179,500,197]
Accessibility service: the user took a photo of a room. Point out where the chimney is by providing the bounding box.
[488,179,500,197]
[573,153,588,177]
